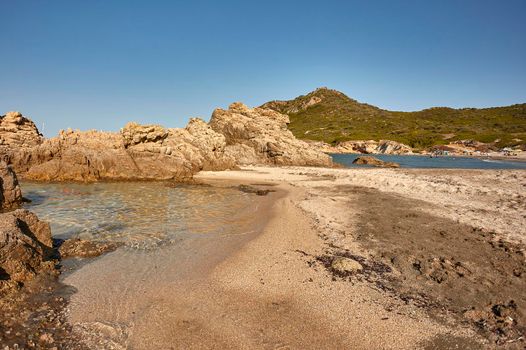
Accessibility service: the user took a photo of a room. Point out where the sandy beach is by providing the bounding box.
[47,166,523,349]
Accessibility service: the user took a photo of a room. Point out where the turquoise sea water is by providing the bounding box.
[331,153,526,169]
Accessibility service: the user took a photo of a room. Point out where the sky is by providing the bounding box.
[1,0,525,137]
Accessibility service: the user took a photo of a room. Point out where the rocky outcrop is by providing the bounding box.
[0,210,54,292]
[0,111,43,149]
[334,140,412,155]
[209,103,332,167]
[375,140,413,155]
[0,162,22,210]
[1,105,332,182]
[3,118,235,182]
[352,156,400,168]
[121,118,235,174]
[305,139,413,155]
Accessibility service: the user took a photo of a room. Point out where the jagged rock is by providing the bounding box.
[122,118,235,173]
[0,162,22,210]
[1,105,331,182]
[121,122,169,147]
[376,140,413,155]
[352,156,400,168]
[337,140,413,155]
[21,129,148,182]
[209,103,332,167]
[4,118,233,182]
[305,139,413,155]
[0,111,43,148]
[0,209,54,292]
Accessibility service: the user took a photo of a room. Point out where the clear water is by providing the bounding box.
[22,182,260,249]
[331,153,526,169]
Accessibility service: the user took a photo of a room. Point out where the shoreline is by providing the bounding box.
[2,166,524,348]
[60,179,283,349]
[327,151,526,163]
[195,166,526,348]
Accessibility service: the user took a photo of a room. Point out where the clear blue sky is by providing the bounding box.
[1,0,525,137]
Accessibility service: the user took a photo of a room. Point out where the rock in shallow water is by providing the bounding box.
[0,209,55,292]
[58,238,120,259]
[0,161,22,210]
[352,156,400,168]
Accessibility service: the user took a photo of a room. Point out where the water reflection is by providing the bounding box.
[22,182,258,249]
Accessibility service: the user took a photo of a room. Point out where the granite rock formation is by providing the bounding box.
[306,139,413,155]
[0,162,22,210]
[209,103,332,167]
[2,119,235,182]
[0,104,332,182]
[0,209,54,292]
[0,111,43,149]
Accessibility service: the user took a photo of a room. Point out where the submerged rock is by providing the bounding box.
[209,103,332,167]
[237,184,274,196]
[0,162,22,210]
[58,238,120,259]
[352,156,400,168]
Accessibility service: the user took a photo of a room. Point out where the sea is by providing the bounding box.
[330,153,526,170]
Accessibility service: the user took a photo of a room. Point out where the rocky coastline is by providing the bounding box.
[0,104,331,183]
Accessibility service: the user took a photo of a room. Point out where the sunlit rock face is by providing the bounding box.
[0,117,233,182]
[209,102,332,167]
[0,105,331,182]
[0,111,43,149]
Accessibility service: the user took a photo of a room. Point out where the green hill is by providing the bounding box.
[261,88,526,149]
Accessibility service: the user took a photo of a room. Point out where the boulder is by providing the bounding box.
[0,209,54,292]
[0,162,22,210]
[209,103,332,167]
[352,156,400,168]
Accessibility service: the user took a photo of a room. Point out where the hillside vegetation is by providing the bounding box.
[261,88,526,149]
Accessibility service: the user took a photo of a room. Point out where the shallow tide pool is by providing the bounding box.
[22,181,260,249]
